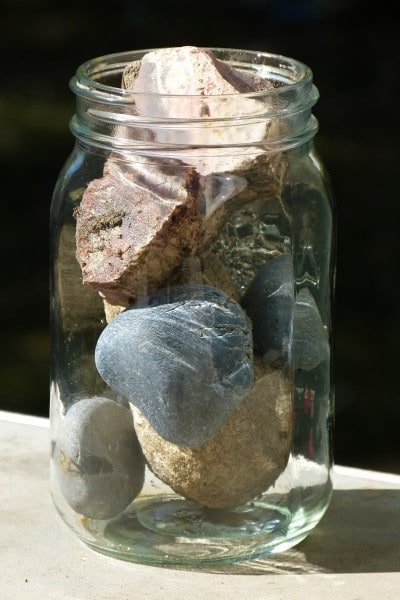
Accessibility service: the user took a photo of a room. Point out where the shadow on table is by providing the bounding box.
[175,489,400,575]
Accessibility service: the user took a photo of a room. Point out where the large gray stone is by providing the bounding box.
[53,397,145,519]
[95,285,254,447]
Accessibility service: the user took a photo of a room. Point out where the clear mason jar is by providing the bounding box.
[49,48,335,565]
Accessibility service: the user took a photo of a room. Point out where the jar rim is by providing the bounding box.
[71,47,314,102]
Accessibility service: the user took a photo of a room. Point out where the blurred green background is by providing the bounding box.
[1,0,399,472]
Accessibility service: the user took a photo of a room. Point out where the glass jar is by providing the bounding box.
[50,47,335,566]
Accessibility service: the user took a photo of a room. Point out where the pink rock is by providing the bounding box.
[123,46,262,100]
[74,156,201,305]
[74,48,284,304]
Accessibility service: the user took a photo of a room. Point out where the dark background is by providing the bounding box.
[1,0,399,473]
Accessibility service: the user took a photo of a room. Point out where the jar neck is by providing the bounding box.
[69,48,319,158]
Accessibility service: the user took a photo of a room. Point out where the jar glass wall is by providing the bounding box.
[49,47,335,565]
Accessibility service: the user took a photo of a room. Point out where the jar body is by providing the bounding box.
[50,49,335,565]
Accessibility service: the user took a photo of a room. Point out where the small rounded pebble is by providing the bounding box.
[95,285,254,448]
[53,397,145,519]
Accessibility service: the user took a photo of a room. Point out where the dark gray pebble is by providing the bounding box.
[242,255,330,370]
[53,397,145,519]
[95,285,254,448]
[293,288,330,371]
[242,254,294,366]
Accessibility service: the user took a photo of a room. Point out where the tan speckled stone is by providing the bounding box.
[131,366,292,509]
[103,300,125,324]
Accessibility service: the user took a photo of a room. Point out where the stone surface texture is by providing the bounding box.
[53,397,145,519]
[3,416,400,599]
[75,47,287,306]
[57,224,104,330]
[122,46,272,176]
[164,253,241,302]
[95,285,254,448]
[293,288,330,371]
[74,156,201,306]
[211,183,289,296]
[132,364,292,509]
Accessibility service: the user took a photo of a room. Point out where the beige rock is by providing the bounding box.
[132,367,292,509]
[122,46,267,97]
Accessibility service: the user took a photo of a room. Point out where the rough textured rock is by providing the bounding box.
[210,158,289,295]
[132,365,292,509]
[201,253,241,301]
[198,173,250,247]
[53,397,145,519]
[165,253,241,302]
[103,299,125,323]
[122,46,267,97]
[74,47,288,306]
[95,285,254,447]
[74,156,201,306]
[56,224,104,330]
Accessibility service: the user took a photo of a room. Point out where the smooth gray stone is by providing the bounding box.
[293,288,330,371]
[242,255,330,370]
[242,253,294,366]
[95,285,254,447]
[53,397,145,519]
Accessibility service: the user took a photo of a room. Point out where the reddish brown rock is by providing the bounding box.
[74,156,201,306]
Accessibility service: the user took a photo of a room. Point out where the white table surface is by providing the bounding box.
[1,410,399,600]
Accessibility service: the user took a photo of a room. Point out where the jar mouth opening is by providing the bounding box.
[71,47,314,102]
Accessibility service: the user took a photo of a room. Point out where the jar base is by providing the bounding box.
[79,494,313,566]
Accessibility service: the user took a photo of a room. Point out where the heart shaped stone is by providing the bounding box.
[95,285,254,447]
